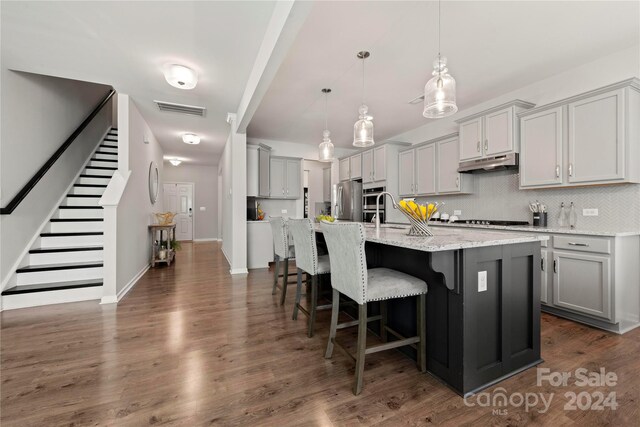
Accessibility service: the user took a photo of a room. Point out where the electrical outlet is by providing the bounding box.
[454,210,462,216]
[583,208,599,217]
[281,209,287,214]
[199,207,206,211]
[478,271,487,292]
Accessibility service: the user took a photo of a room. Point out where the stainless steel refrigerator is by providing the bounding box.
[331,181,362,221]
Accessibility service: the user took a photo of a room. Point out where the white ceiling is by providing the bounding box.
[1,1,276,165]
[248,1,640,148]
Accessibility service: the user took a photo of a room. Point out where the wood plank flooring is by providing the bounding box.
[1,242,639,426]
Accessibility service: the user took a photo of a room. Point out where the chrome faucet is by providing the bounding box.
[375,191,397,233]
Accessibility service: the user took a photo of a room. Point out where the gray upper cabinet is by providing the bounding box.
[398,150,415,196]
[459,118,483,161]
[519,79,640,189]
[457,100,534,162]
[373,146,386,181]
[322,167,331,202]
[568,89,624,183]
[361,149,373,183]
[350,153,362,180]
[258,148,270,197]
[269,157,301,199]
[437,136,469,194]
[520,107,564,188]
[339,158,350,182]
[415,144,436,195]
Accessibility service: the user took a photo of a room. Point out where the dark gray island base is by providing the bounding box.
[316,225,544,396]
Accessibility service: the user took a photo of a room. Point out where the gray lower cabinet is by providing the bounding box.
[552,250,612,320]
[540,248,549,305]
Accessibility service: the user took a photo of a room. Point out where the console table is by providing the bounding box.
[149,223,176,267]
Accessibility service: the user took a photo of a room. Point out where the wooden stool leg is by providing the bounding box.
[417,294,427,373]
[272,255,280,295]
[293,268,303,320]
[325,289,340,359]
[380,300,388,342]
[280,258,289,306]
[353,303,368,395]
[307,275,318,338]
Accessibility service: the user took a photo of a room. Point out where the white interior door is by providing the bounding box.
[163,183,193,241]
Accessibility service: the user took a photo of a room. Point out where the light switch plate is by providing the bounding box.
[478,271,487,292]
[454,210,462,216]
[583,208,599,217]
[281,209,287,214]
[199,207,206,211]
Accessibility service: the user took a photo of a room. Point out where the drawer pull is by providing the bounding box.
[553,259,558,274]
[568,242,589,247]
[541,258,545,271]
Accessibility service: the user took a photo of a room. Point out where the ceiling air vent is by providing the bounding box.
[154,100,206,117]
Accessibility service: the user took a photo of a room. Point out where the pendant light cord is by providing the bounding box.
[361,55,365,105]
[437,0,442,74]
[324,91,328,130]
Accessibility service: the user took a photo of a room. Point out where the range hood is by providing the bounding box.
[458,153,519,173]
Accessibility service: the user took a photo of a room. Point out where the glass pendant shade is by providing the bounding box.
[423,57,458,118]
[353,104,374,147]
[318,130,334,162]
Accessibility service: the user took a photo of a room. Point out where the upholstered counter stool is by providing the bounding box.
[269,217,297,306]
[288,218,332,337]
[320,221,427,395]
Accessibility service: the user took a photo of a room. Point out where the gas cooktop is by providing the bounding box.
[463,219,531,226]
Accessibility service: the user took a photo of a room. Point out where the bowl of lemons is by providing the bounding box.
[316,214,335,223]
[395,199,443,236]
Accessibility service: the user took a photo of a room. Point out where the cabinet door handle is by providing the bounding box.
[484,139,489,152]
[556,165,560,178]
[568,242,589,247]
[477,141,481,152]
[553,259,558,274]
[456,177,460,187]
[541,258,545,271]
[414,183,418,192]
[569,163,573,177]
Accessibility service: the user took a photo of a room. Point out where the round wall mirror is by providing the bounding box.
[148,161,159,204]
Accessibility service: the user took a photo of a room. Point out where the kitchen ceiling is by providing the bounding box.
[1,1,276,165]
[248,1,640,148]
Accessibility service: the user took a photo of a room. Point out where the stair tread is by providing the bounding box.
[41,231,103,236]
[59,206,103,209]
[50,218,104,222]
[94,151,118,156]
[79,174,111,179]
[74,184,108,188]
[30,246,103,254]
[85,166,117,170]
[2,279,103,295]
[91,158,118,162]
[67,194,102,198]
[16,261,103,273]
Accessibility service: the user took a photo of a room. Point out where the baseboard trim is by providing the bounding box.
[117,264,149,302]
[230,268,249,275]
[193,238,220,242]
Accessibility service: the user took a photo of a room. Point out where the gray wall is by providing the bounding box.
[0,70,112,286]
[413,170,640,232]
[163,163,218,240]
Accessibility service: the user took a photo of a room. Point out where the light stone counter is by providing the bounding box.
[424,221,640,237]
[315,222,547,252]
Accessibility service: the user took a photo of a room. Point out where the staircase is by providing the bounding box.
[1,128,118,309]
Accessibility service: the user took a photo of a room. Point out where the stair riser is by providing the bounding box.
[58,208,103,219]
[40,234,104,248]
[94,152,118,160]
[17,267,103,285]
[89,160,118,168]
[49,221,104,233]
[99,146,118,154]
[84,168,115,177]
[29,250,103,266]
[70,186,106,195]
[65,197,101,207]
[2,286,103,310]
[78,176,111,185]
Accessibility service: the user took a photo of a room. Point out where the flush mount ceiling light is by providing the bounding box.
[423,0,458,119]
[353,51,374,148]
[163,64,198,90]
[318,88,335,162]
[169,158,182,166]
[182,133,200,145]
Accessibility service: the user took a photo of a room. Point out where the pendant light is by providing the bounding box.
[423,0,458,119]
[318,88,335,162]
[353,51,374,147]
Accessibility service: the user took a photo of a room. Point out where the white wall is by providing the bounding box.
[163,163,218,240]
[115,97,164,294]
[0,70,112,287]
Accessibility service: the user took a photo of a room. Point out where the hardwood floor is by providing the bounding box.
[2,242,639,426]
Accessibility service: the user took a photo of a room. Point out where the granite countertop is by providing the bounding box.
[315,222,547,252]
[425,221,640,237]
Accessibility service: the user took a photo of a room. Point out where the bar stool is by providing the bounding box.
[320,221,427,395]
[288,218,332,337]
[268,217,296,306]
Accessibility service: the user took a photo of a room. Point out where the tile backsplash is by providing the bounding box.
[414,170,640,232]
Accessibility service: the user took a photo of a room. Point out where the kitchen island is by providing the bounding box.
[316,223,547,396]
